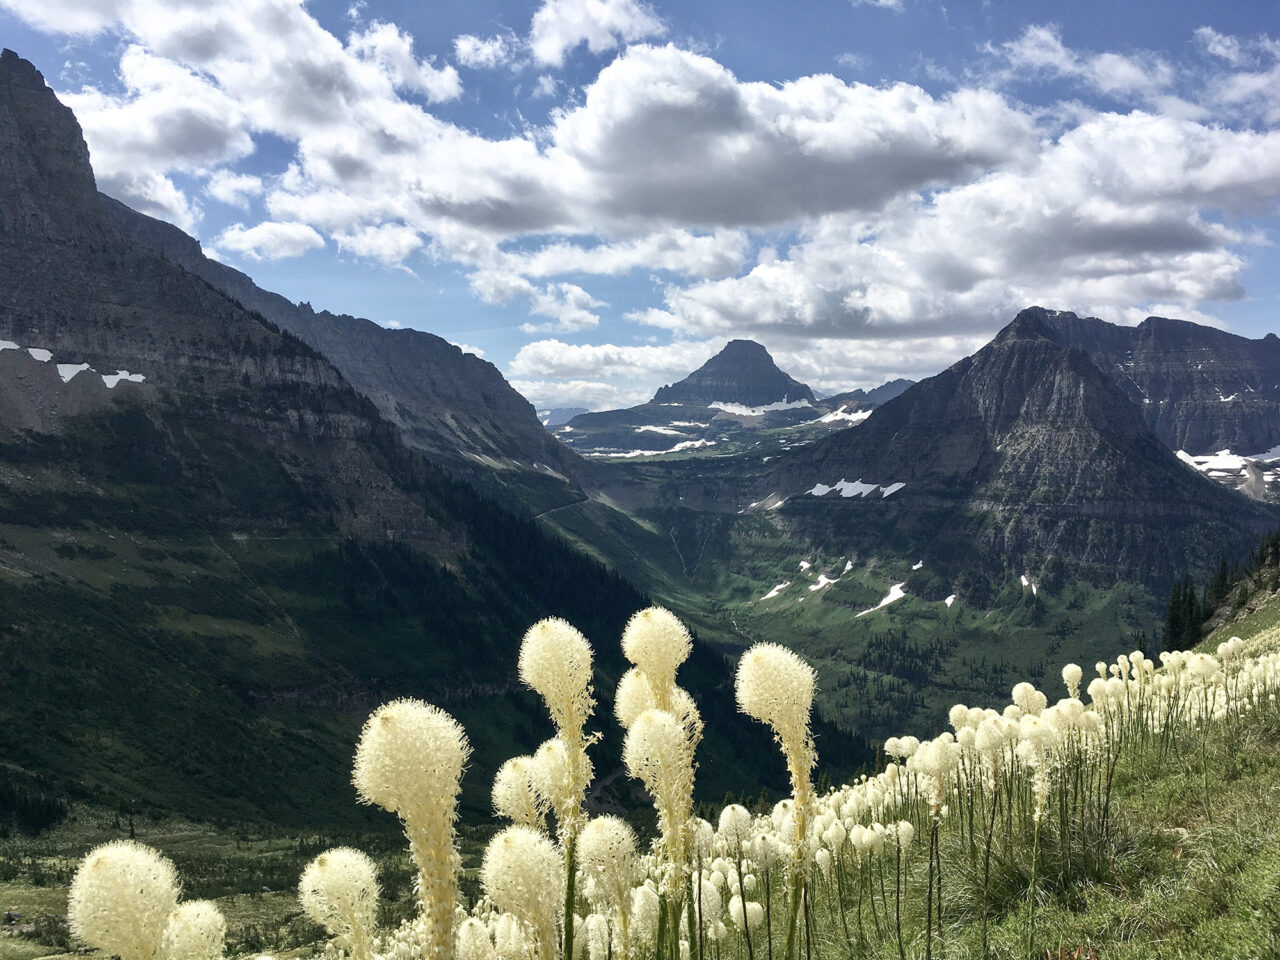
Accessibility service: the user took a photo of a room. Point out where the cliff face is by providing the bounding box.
[764,307,1275,588]
[0,48,111,244]
[1035,310,1280,455]
[653,339,816,406]
[0,57,459,548]
[100,196,590,512]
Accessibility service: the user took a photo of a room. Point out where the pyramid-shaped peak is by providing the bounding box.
[652,339,815,407]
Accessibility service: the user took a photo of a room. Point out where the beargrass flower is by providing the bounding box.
[493,756,548,831]
[299,847,378,960]
[352,698,470,960]
[159,902,225,960]
[69,840,180,960]
[481,826,563,960]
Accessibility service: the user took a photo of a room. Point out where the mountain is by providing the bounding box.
[824,378,915,407]
[99,196,590,514]
[760,306,1277,590]
[550,342,907,461]
[653,339,816,406]
[1030,310,1280,456]
[0,49,829,824]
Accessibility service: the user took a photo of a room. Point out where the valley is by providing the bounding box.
[1,40,1278,842]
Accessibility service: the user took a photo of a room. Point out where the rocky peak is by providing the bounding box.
[1029,308,1280,454]
[0,49,108,242]
[652,338,816,406]
[764,307,1275,589]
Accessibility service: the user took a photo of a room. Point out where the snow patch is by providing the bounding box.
[809,574,839,592]
[101,370,145,388]
[710,399,812,417]
[912,560,923,571]
[819,405,873,425]
[27,348,51,362]
[843,560,853,573]
[799,560,811,571]
[856,583,907,618]
[806,478,906,499]
[761,581,790,600]
[0,341,17,352]
[1178,449,1250,473]
[808,478,878,498]
[669,420,710,428]
[944,594,957,607]
[636,425,686,436]
[57,362,92,383]
[585,438,716,458]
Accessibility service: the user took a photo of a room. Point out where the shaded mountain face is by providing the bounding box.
[1032,309,1280,456]
[0,50,795,823]
[760,307,1276,590]
[100,195,590,515]
[653,339,816,406]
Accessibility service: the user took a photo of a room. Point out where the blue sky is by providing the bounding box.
[3,0,1279,409]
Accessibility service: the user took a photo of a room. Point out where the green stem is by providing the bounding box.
[563,835,578,960]
[784,871,803,960]
[1026,816,1041,960]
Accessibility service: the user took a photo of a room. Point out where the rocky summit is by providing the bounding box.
[652,338,816,406]
[1027,309,1280,457]
[760,306,1277,590]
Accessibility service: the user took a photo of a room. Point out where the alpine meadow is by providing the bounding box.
[3,2,1280,960]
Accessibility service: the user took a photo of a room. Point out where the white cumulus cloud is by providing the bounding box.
[528,0,665,68]
[454,33,513,69]
[216,220,326,260]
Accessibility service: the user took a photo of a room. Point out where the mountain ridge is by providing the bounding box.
[762,305,1276,589]
[98,194,592,513]
[1030,308,1280,455]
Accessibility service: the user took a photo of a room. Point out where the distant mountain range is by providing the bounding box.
[551,339,912,459]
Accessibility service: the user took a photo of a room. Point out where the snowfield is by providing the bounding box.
[856,582,907,618]
[709,399,812,416]
[806,478,906,499]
